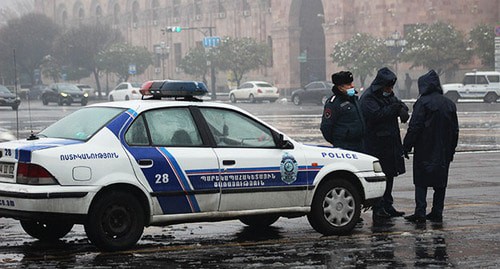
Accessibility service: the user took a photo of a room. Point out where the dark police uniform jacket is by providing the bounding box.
[320,87,365,152]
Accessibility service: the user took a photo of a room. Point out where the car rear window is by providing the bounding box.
[255,83,272,87]
[39,107,125,140]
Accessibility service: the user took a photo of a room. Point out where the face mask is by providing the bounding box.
[346,88,356,96]
[382,91,391,97]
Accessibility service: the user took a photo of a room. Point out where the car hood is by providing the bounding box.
[0,92,16,98]
[0,138,82,162]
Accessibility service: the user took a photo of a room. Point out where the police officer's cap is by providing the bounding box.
[331,71,353,86]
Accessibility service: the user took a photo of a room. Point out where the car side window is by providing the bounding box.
[487,75,500,83]
[463,76,475,85]
[476,76,488,84]
[125,115,150,146]
[144,108,202,147]
[199,108,276,148]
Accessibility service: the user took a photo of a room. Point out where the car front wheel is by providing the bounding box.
[307,178,361,235]
[292,95,301,105]
[483,92,498,103]
[84,190,144,251]
[249,94,256,103]
[20,220,74,241]
[230,94,237,103]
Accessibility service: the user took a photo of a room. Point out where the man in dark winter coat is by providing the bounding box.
[320,71,365,152]
[403,69,459,223]
[360,67,409,221]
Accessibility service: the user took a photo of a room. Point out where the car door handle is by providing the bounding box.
[222,160,236,165]
[138,159,153,168]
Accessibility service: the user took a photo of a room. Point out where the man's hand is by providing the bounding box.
[402,150,410,159]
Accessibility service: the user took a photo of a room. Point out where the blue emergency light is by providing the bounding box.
[140,80,208,101]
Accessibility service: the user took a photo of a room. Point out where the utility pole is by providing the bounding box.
[162,26,218,100]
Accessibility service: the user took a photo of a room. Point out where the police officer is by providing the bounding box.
[320,71,365,152]
[360,67,409,221]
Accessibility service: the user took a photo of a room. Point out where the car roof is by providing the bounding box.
[244,81,273,84]
[465,71,500,76]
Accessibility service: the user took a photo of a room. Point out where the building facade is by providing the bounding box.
[33,0,500,92]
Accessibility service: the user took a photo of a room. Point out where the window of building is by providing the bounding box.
[174,43,182,67]
[173,0,180,18]
[132,1,140,24]
[152,0,159,22]
[217,0,226,14]
[113,4,121,26]
[195,0,202,15]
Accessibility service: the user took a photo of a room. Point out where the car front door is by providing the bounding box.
[198,107,309,212]
[123,107,221,215]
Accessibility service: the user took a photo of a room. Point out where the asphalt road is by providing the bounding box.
[0,99,499,268]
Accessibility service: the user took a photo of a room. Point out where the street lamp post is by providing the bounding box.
[385,31,407,95]
[154,42,169,79]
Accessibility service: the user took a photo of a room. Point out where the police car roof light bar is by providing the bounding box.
[140,80,208,101]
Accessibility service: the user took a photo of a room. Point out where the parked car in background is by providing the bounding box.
[0,85,21,110]
[442,71,500,103]
[291,81,333,106]
[108,82,142,101]
[41,83,88,106]
[229,81,279,103]
[76,84,97,99]
[26,84,49,100]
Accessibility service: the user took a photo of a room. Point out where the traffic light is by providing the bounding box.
[166,26,182,33]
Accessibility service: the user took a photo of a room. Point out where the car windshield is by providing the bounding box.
[57,84,83,93]
[39,107,125,140]
[255,83,272,87]
[0,85,11,94]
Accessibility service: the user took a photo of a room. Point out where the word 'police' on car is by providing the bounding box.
[0,80,386,251]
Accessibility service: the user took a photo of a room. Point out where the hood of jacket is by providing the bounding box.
[368,67,397,93]
[418,69,443,96]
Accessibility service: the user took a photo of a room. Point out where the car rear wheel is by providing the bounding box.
[249,94,256,103]
[444,91,459,103]
[125,95,130,101]
[42,97,48,105]
[292,95,301,105]
[230,94,237,103]
[11,105,18,111]
[307,178,361,235]
[483,92,498,103]
[84,190,144,251]
[109,95,114,102]
[239,215,280,228]
[20,220,74,241]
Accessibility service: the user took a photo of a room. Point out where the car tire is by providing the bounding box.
[444,91,459,103]
[483,92,498,103]
[270,98,278,103]
[249,94,256,103]
[109,95,114,102]
[230,94,237,103]
[307,178,361,236]
[81,99,88,106]
[42,97,48,105]
[58,98,64,106]
[239,215,280,228]
[84,190,145,251]
[20,220,74,241]
[11,105,18,111]
[292,95,301,105]
[125,95,130,101]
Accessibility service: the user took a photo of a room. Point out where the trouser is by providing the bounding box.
[374,176,394,211]
[415,185,446,217]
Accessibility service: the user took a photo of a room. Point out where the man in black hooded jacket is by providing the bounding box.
[360,67,409,221]
[403,70,459,223]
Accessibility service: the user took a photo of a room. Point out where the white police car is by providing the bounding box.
[0,80,385,251]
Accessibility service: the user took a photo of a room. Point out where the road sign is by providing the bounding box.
[203,36,221,48]
[129,64,137,75]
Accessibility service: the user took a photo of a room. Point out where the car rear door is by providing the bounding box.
[198,107,309,212]
[123,107,221,215]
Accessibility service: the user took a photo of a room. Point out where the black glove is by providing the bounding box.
[402,150,410,159]
[399,105,410,123]
[390,102,403,114]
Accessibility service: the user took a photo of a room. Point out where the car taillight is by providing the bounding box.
[140,81,154,96]
[257,88,263,93]
[17,163,58,185]
[131,89,139,94]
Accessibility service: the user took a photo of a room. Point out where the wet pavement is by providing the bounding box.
[0,151,499,268]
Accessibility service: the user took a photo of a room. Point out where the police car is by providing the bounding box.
[0,80,385,251]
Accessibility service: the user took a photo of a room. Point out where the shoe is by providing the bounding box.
[426,212,443,222]
[372,208,391,219]
[385,207,405,217]
[404,214,426,223]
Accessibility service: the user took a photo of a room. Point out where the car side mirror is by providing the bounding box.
[277,133,294,149]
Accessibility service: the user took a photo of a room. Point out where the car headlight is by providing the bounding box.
[83,93,89,97]
[60,92,68,97]
[373,161,383,173]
